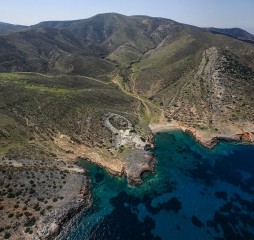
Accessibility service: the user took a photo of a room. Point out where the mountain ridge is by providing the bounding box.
[208,27,254,44]
[0,21,28,34]
[1,13,253,41]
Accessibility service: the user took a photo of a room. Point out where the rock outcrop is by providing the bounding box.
[37,177,92,240]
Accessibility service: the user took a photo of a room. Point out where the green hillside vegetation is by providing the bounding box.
[0,72,142,158]
[0,13,253,158]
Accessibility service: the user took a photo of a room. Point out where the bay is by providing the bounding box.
[67,130,254,240]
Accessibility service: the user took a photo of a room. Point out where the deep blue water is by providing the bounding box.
[67,130,254,240]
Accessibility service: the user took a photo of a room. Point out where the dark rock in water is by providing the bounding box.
[219,201,233,212]
[188,162,218,186]
[142,194,159,215]
[110,191,141,208]
[143,216,156,231]
[88,200,161,240]
[241,230,253,240]
[215,191,228,201]
[206,220,215,227]
[232,193,254,212]
[158,197,182,213]
[191,216,204,228]
[94,172,104,183]
[232,205,241,212]
[208,210,254,240]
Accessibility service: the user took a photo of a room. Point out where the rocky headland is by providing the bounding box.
[101,112,156,184]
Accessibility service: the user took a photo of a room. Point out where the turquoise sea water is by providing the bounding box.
[67,130,254,240]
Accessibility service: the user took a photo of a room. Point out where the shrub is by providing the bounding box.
[8,213,14,218]
[24,216,36,227]
[4,232,11,239]
[24,211,32,217]
[7,193,15,198]
[29,189,35,194]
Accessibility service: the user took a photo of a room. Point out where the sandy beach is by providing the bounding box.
[149,121,187,133]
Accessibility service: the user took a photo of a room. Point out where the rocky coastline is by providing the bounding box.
[37,175,92,240]
[55,122,253,240]
[50,117,157,238]
[51,120,157,239]
[149,122,254,149]
[4,119,253,239]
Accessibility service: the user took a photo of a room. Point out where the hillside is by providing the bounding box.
[0,13,254,239]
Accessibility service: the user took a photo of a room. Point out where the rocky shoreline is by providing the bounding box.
[5,120,252,239]
[46,113,157,239]
[37,175,92,240]
[184,127,254,149]
[82,147,156,185]
[10,119,250,240]
[149,122,254,149]
[122,149,156,184]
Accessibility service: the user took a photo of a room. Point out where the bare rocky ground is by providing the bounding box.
[0,158,91,240]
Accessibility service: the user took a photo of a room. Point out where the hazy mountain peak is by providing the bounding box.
[208,27,254,43]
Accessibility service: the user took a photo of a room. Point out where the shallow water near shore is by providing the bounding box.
[67,130,254,240]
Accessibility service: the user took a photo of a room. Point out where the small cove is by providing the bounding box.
[67,129,254,240]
